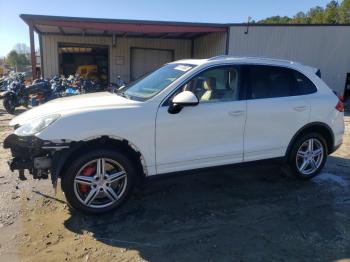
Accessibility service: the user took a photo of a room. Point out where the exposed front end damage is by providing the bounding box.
[3,134,148,190]
[3,134,69,185]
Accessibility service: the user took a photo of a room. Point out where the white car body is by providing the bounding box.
[9,57,345,177]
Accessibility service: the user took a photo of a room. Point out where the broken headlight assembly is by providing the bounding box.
[14,114,60,137]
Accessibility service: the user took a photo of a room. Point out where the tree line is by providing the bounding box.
[3,43,30,72]
[257,0,350,24]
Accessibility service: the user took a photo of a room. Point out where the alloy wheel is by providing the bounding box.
[295,138,324,176]
[73,158,127,209]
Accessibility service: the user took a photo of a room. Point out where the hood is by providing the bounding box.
[10,92,139,126]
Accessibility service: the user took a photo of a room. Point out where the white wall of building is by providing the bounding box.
[41,35,192,82]
[229,25,350,94]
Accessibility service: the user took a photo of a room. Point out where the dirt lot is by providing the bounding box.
[0,104,349,262]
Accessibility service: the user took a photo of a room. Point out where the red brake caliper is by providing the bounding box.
[79,165,96,194]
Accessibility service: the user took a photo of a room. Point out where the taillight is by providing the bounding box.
[335,96,344,112]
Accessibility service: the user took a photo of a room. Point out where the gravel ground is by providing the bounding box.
[0,104,349,262]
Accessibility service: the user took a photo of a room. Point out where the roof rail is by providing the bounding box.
[208,55,299,65]
[208,55,230,61]
[245,56,297,64]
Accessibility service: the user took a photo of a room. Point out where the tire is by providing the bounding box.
[286,132,328,179]
[61,149,137,214]
[3,93,16,114]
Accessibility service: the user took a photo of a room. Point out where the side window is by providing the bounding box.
[180,67,240,103]
[292,71,317,95]
[248,65,317,99]
[248,66,294,99]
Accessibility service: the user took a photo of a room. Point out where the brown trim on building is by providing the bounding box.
[28,22,37,79]
[39,33,44,77]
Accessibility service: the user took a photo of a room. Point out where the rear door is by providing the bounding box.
[244,65,312,161]
[131,48,174,81]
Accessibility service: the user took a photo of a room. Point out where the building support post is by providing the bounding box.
[29,22,36,79]
[191,38,194,58]
[225,27,230,55]
[38,33,44,78]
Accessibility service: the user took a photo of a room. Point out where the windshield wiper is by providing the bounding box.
[117,91,131,99]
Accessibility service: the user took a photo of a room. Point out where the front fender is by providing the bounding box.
[0,90,9,98]
[2,91,14,98]
[36,107,157,175]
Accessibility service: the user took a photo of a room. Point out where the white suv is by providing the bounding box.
[4,56,345,213]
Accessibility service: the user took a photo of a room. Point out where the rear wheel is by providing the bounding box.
[62,149,137,214]
[286,133,328,179]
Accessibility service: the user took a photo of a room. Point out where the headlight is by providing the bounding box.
[14,114,60,136]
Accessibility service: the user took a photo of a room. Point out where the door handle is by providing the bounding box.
[228,110,244,116]
[294,106,307,112]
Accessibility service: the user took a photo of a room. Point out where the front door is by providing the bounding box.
[155,66,246,174]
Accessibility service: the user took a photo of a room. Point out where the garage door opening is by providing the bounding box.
[58,43,109,85]
[130,48,174,81]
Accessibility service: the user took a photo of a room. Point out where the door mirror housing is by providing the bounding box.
[168,91,199,114]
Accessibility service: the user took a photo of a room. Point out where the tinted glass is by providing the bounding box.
[180,67,240,103]
[249,66,293,99]
[292,71,317,95]
[248,65,316,99]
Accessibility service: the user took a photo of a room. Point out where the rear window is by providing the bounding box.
[292,71,317,96]
[247,65,317,99]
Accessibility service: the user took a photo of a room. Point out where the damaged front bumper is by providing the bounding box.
[3,134,69,183]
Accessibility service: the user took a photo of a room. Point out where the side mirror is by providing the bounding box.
[168,91,199,114]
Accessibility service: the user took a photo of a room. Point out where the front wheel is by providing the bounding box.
[61,149,137,214]
[3,93,17,114]
[286,133,328,179]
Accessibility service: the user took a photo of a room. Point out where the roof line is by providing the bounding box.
[20,14,350,28]
[20,14,227,28]
[228,23,350,27]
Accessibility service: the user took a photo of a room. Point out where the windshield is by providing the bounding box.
[122,63,195,101]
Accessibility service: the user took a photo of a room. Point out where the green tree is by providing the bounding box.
[6,50,29,71]
[340,0,350,23]
[257,0,350,24]
[258,16,292,24]
[292,11,309,23]
[324,0,340,23]
[308,6,325,23]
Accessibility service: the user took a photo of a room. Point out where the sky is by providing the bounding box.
[0,0,332,57]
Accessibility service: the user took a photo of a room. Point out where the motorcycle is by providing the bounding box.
[108,76,125,93]
[3,75,52,114]
[2,75,27,114]
[2,73,113,113]
[80,78,104,93]
[50,76,67,98]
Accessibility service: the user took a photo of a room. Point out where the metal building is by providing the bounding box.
[20,14,227,85]
[21,14,350,97]
[228,24,350,97]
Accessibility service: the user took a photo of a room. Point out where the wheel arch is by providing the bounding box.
[52,136,147,189]
[285,122,334,159]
